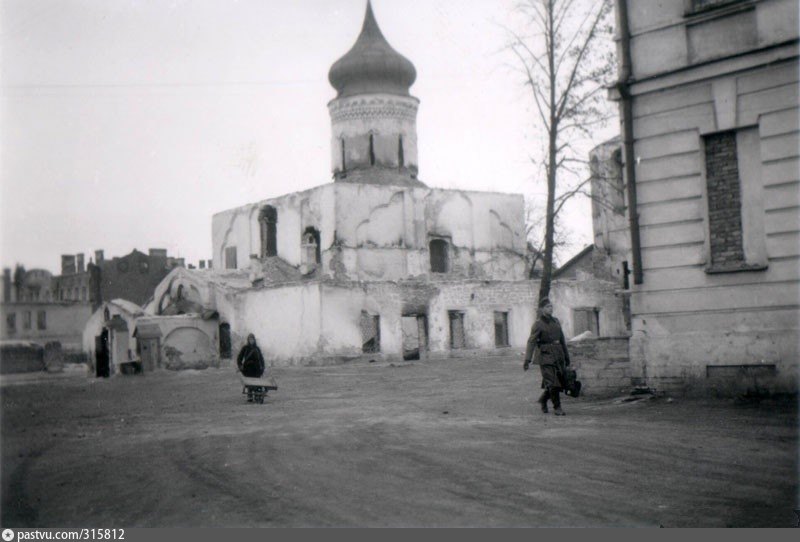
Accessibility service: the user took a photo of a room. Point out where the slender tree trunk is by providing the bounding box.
[538,0,557,302]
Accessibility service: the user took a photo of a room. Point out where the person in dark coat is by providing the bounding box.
[237,333,265,379]
[524,297,571,416]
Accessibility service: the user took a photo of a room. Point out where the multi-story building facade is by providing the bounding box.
[613,0,798,391]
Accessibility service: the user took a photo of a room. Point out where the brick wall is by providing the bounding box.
[704,131,745,267]
[567,337,632,395]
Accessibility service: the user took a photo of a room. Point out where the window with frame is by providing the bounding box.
[37,310,46,330]
[23,311,32,330]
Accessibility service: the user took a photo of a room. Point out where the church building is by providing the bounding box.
[148,2,538,365]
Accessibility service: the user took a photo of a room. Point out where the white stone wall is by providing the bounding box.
[619,0,800,391]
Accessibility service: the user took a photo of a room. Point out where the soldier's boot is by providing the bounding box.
[552,390,565,416]
[537,390,549,413]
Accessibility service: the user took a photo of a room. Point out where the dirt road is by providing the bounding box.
[1,357,797,527]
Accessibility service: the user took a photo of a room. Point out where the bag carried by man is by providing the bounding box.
[563,368,582,398]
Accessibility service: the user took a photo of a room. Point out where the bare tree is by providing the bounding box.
[506,0,616,300]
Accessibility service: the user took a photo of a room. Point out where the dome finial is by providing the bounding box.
[328,0,417,98]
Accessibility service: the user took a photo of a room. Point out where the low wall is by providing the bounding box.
[567,337,632,396]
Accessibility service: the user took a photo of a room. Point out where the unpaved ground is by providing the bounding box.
[1,356,797,527]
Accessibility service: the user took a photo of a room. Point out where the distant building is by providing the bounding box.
[612,0,799,391]
[1,248,185,350]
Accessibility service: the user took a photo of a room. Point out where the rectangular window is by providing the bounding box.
[37,310,46,330]
[6,313,16,334]
[429,239,449,273]
[572,308,599,337]
[23,311,32,330]
[224,246,238,270]
[494,311,509,347]
[705,131,745,267]
[703,128,766,272]
[360,312,380,353]
[448,311,465,349]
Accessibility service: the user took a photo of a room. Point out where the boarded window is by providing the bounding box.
[259,206,278,257]
[224,246,237,270]
[360,311,380,353]
[23,311,31,330]
[37,310,46,330]
[6,313,16,334]
[430,239,449,273]
[449,311,465,349]
[704,131,745,267]
[572,308,599,337]
[494,311,509,347]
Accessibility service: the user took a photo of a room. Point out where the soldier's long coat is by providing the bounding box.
[524,314,571,390]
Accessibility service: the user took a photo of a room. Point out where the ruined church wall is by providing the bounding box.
[331,183,528,281]
[212,184,335,271]
[230,283,322,365]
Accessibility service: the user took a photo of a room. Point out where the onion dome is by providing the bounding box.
[328,1,417,98]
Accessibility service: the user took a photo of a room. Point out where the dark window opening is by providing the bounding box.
[429,239,449,273]
[6,313,16,334]
[259,205,278,257]
[572,308,599,337]
[104,307,110,321]
[449,311,466,349]
[361,312,380,353]
[398,135,405,168]
[225,246,238,269]
[494,311,509,347]
[303,226,321,265]
[368,133,375,166]
[340,138,347,173]
[23,311,31,330]
[37,310,46,330]
[219,323,232,359]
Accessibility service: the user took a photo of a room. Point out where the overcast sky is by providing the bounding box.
[1,0,617,272]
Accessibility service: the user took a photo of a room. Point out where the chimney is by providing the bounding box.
[2,268,11,302]
[149,248,167,259]
[95,250,104,264]
[76,253,85,273]
[61,255,76,275]
[199,260,206,269]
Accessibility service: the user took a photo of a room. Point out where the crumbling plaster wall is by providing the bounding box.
[428,281,537,353]
[332,183,528,281]
[136,315,218,370]
[229,283,322,365]
[549,278,628,339]
[212,185,335,270]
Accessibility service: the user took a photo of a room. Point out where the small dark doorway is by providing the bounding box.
[449,311,466,349]
[95,329,110,378]
[402,314,428,361]
[360,312,380,353]
[219,323,232,359]
[494,311,509,347]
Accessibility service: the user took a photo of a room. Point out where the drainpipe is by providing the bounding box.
[616,0,643,285]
